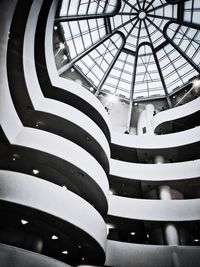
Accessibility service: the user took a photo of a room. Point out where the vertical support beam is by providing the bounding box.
[126,100,133,133]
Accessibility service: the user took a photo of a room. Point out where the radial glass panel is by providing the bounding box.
[57,0,200,102]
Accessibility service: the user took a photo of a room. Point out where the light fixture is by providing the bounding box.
[147,234,150,239]
[12,153,20,161]
[51,235,58,240]
[21,219,28,225]
[62,250,68,255]
[109,190,114,195]
[130,232,136,236]
[54,25,58,30]
[81,257,85,261]
[59,42,65,49]
[62,185,68,190]
[193,79,200,88]
[106,224,114,235]
[194,239,199,242]
[78,245,82,249]
[32,169,39,175]
[108,95,117,103]
[63,55,67,60]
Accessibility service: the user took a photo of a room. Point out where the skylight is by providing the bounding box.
[56,0,200,103]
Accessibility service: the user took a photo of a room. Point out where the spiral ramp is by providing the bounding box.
[0,0,200,266]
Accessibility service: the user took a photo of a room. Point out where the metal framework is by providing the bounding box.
[57,0,200,102]
[56,0,121,21]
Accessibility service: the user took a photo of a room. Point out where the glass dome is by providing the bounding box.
[56,0,200,102]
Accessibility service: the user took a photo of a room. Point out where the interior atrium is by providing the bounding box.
[0,0,200,266]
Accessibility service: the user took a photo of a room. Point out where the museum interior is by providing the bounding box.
[0,0,200,266]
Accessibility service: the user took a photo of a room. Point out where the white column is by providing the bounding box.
[137,104,154,135]
[155,156,180,246]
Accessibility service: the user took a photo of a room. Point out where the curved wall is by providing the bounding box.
[111,126,200,149]
[0,0,109,215]
[110,159,200,181]
[152,97,200,133]
[0,0,22,141]
[0,243,72,267]
[44,0,111,141]
[106,240,200,267]
[0,170,106,252]
[0,0,200,266]
[22,0,110,172]
[108,195,200,221]
[0,0,109,265]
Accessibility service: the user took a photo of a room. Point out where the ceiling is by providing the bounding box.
[56,0,200,102]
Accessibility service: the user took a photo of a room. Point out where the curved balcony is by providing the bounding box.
[4,128,109,215]
[110,159,200,182]
[0,243,72,267]
[6,0,110,173]
[108,195,200,221]
[0,0,108,215]
[106,240,200,267]
[35,0,111,142]
[109,159,200,199]
[111,127,200,163]
[152,97,200,134]
[0,0,22,140]
[112,127,200,150]
[0,170,106,264]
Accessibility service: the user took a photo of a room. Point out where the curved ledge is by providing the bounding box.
[22,0,110,172]
[0,170,107,257]
[111,127,200,149]
[110,159,200,181]
[14,128,109,214]
[106,240,200,267]
[0,0,108,215]
[0,0,22,141]
[0,243,71,267]
[39,0,111,141]
[152,97,200,133]
[108,195,200,221]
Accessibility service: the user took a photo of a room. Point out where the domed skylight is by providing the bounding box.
[56,0,200,104]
